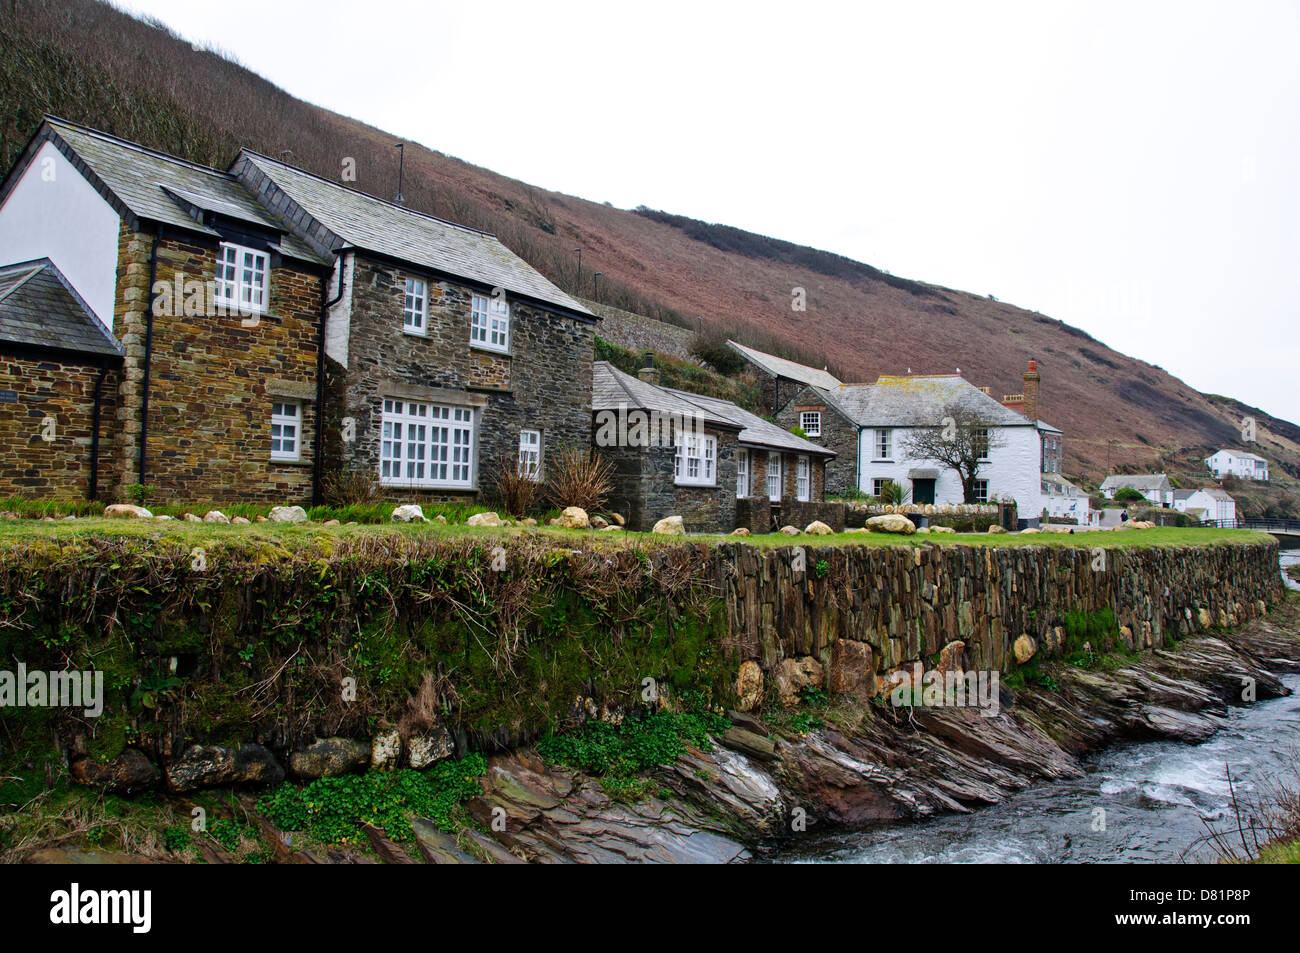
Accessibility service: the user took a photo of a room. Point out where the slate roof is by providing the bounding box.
[1173,489,1195,502]
[235,151,594,319]
[0,258,122,358]
[828,375,1036,428]
[1100,473,1171,492]
[592,363,832,456]
[667,389,834,457]
[1198,487,1235,502]
[727,341,842,390]
[30,119,327,265]
[1041,472,1083,493]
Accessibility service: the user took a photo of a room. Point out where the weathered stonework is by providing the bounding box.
[325,257,594,502]
[777,385,858,497]
[601,426,740,533]
[580,299,693,360]
[0,352,119,498]
[111,228,324,503]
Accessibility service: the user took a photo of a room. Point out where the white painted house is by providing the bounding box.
[1041,472,1091,522]
[1099,473,1173,507]
[818,374,1043,520]
[1174,488,1237,523]
[1206,449,1268,481]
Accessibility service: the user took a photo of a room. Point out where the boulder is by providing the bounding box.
[166,743,285,792]
[289,737,370,779]
[987,524,1007,534]
[600,525,622,531]
[775,656,823,706]
[323,519,340,526]
[231,516,251,524]
[70,748,160,795]
[608,512,626,526]
[778,525,800,536]
[434,514,447,524]
[1020,527,1040,534]
[652,515,685,535]
[804,520,833,535]
[183,513,203,522]
[268,505,308,523]
[370,729,402,770]
[103,504,152,519]
[936,640,966,677]
[1013,634,1038,665]
[865,514,916,535]
[466,511,506,527]
[557,506,590,529]
[408,728,455,769]
[830,639,875,698]
[930,525,957,534]
[255,516,269,523]
[731,527,751,536]
[522,517,538,526]
[202,510,230,524]
[391,504,428,523]
[590,515,608,529]
[735,660,764,711]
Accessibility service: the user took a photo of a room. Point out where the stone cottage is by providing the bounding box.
[0,118,331,504]
[593,361,833,533]
[229,150,598,503]
[0,117,597,506]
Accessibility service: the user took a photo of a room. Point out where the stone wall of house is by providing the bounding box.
[600,429,740,533]
[581,299,693,360]
[735,497,772,534]
[329,257,593,503]
[715,539,1283,704]
[778,499,846,532]
[108,227,323,504]
[776,388,857,497]
[0,352,119,499]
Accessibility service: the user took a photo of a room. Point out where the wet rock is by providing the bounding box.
[735,660,764,711]
[166,744,284,792]
[70,748,160,795]
[776,656,823,706]
[408,728,455,769]
[289,737,370,779]
[830,639,875,698]
[723,727,776,761]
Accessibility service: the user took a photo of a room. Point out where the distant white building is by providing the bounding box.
[1174,487,1237,523]
[1099,473,1173,507]
[1041,472,1090,522]
[1206,449,1268,481]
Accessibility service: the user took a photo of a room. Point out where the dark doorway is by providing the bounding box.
[912,478,936,505]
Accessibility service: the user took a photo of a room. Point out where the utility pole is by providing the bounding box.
[592,272,603,302]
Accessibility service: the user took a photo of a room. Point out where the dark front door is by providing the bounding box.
[912,478,936,505]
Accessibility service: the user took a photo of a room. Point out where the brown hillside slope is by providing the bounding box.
[1,0,1294,489]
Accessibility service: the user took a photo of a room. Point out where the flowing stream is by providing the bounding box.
[776,553,1300,864]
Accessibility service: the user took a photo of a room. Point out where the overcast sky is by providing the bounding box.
[120,0,1300,422]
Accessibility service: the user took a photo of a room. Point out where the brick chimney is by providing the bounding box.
[1022,359,1040,423]
[638,352,660,387]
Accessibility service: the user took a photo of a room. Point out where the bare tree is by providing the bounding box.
[902,404,1005,503]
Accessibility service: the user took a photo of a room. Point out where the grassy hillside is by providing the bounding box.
[1,0,1296,507]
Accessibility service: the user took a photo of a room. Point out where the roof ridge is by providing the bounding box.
[44,115,240,181]
[239,149,497,239]
[0,259,49,304]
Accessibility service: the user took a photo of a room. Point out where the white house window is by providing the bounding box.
[270,401,300,461]
[674,432,716,486]
[215,242,268,313]
[973,479,989,503]
[872,478,889,497]
[379,399,475,487]
[470,293,510,352]
[796,455,810,501]
[974,428,990,460]
[767,451,782,501]
[736,449,750,498]
[875,428,892,460]
[800,412,821,437]
[403,277,427,334]
[518,429,541,480]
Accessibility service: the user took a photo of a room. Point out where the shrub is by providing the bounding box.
[688,327,746,375]
[321,468,380,506]
[491,453,539,518]
[1113,487,1145,503]
[543,446,614,513]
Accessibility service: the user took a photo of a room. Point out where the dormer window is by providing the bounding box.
[215,242,268,314]
[471,293,510,352]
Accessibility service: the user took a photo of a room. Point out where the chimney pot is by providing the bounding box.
[1022,359,1040,422]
